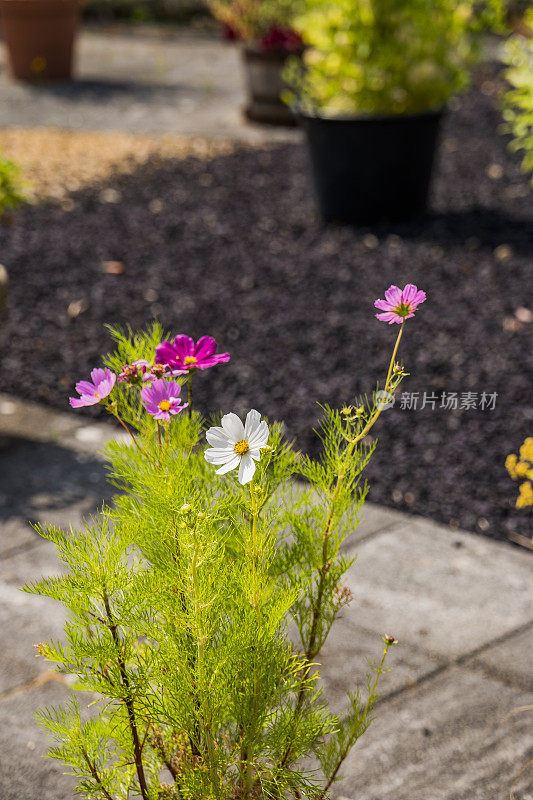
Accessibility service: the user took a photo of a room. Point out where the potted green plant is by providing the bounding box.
[209,0,305,125]
[284,0,506,224]
[0,0,81,81]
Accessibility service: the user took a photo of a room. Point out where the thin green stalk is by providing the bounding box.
[317,639,394,800]
[81,747,116,800]
[350,322,404,448]
[241,479,261,798]
[191,530,220,796]
[281,324,406,771]
[102,586,150,800]
[109,408,148,460]
[188,374,193,419]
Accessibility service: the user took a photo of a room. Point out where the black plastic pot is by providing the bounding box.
[242,46,300,126]
[300,110,444,224]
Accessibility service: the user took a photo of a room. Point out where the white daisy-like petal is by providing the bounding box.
[216,455,241,475]
[244,409,261,438]
[238,453,256,484]
[221,412,245,442]
[205,410,269,483]
[205,447,236,465]
[206,427,230,448]
[248,421,269,448]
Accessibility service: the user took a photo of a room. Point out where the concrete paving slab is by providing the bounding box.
[343,518,533,661]
[0,681,77,800]
[0,393,122,452]
[0,541,66,694]
[317,615,443,715]
[333,666,533,800]
[0,26,300,142]
[351,503,407,542]
[469,625,533,692]
[0,394,81,444]
[0,517,42,559]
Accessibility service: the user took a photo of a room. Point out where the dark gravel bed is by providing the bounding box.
[1,72,532,542]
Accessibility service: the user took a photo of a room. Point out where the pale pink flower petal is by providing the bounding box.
[374,284,427,324]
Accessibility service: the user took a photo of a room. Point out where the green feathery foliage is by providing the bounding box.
[502,10,533,183]
[26,322,408,800]
[0,153,26,218]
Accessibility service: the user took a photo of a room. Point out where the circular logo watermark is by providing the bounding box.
[376,390,395,410]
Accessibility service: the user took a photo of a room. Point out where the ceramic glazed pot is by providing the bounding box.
[242,45,300,126]
[300,109,444,224]
[0,0,80,80]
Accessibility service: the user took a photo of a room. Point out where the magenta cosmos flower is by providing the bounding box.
[374,284,427,324]
[69,368,116,408]
[140,379,187,421]
[155,335,230,375]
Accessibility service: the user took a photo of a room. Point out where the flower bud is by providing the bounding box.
[382,634,398,645]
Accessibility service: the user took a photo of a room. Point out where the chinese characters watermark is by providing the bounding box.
[378,391,498,412]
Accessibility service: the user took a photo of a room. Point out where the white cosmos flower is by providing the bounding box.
[204,409,269,485]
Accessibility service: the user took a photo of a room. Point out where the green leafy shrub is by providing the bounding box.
[26,291,424,799]
[0,154,25,218]
[284,0,506,116]
[502,12,533,182]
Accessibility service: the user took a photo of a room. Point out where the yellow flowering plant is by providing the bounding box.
[506,437,533,509]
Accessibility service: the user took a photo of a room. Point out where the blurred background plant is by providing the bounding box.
[284,0,507,115]
[0,153,26,221]
[207,0,305,49]
[506,437,533,509]
[502,7,533,183]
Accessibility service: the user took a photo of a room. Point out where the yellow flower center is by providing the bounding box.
[184,356,198,366]
[234,439,249,456]
[159,400,171,411]
[94,392,100,399]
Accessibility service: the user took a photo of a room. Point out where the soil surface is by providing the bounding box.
[1,72,532,542]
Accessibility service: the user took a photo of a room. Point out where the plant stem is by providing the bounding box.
[318,640,393,800]
[239,480,263,798]
[102,586,150,800]
[281,325,406,771]
[350,322,404,448]
[187,374,192,419]
[191,531,219,796]
[81,747,116,800]
[109,409,148,460]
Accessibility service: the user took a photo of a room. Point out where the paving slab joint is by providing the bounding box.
[375,618,533,709]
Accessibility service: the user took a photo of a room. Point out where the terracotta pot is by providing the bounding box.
[242,45,301,127]
[0,0,80,81]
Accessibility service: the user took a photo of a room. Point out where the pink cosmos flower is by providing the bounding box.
[155,335,230,376]
[140,379,188,421]
[119,359,170,385]
[374,284,427,324]
[69,368,116,408]
[118,359,152,384]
